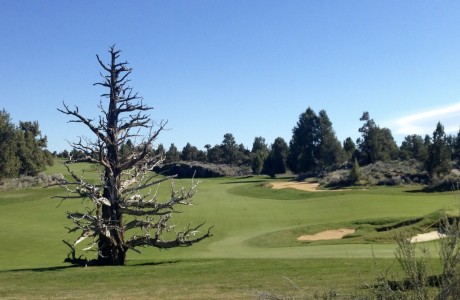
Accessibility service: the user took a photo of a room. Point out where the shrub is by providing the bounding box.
[154,161,252,178]
[348,158,362,184]
[427,174,460,192]
[0,173,63,190]
[320,160,429,187]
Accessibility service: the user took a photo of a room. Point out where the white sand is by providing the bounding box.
[297,228,356,241]
[410,231,447,243]
[270,181,353,192]
[271,182,322,192]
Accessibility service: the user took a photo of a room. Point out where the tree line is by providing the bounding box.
[2,104,456,181]
[153,107,456,179]
[0,109,53,179]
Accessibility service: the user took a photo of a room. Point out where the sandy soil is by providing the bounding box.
[297,228,356,241]
[410,231,447,243]
[271,182,322,192]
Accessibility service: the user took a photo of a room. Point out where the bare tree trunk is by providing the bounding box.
[97,206,126,265]
[96,166,126,265]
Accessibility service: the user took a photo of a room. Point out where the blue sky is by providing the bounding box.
[2,1,460,152]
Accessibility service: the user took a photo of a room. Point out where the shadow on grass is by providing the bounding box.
[324,182,352,190]
[405,184,456,193]
[129,260,181,267]
[221,175,297,185]
[1,265,78,273]
[221,179,268,185]
[1,260,182,273]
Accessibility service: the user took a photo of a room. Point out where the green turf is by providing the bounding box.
[45,158,102,183]
[1,166,459,298]
[0,258,399,299]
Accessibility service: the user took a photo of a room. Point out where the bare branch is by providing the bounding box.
[96,54,111,72]
[126,223,213,249]
[57,102,109,145]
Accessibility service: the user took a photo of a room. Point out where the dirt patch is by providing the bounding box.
[271,182,322,192]
[410,231,446,243]
[297,228,356,241]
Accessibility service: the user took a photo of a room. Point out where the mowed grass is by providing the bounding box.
[0,162,459,298]
[0,258,395,299]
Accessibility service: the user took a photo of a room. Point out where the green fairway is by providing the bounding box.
[0,258,398,299]
[0,169,458,298]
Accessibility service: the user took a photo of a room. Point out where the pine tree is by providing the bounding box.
[425,122,451,178]
[288,108,344,174]
[343,137,356,162]
[16,121,50,176]
[251,137,269,175]
[0,109,20,178]
[165,143,180,163]
[357,112,398,164]
[348,158,362,184]
[317,110,345,170]
[263,137,289,178]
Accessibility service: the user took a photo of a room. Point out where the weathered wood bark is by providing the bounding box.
[56,46,212,266]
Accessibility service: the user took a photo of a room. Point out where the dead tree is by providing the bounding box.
[56,46,212,266]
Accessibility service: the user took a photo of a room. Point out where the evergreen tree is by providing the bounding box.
[356,112,398,164]
[399,135,428,162]
[251,137,269,175]
[0,109,53,178]
[221,133,239,165]
[252,137,269,154]
[165,143,180,163]
[120,139,134,157]
[206,144,223,164]
[263,137,289,178]
[181,143,198,161]
[58,149,70,159]
[288,108,343,174]
[317,110,345,170]
[0,109,20,178]
[16,121,51,176]
[155,143,165,157]
[425,122,451,178]
[348,158,362,184]
[238,143,252,166]
[288,107,320,173]
[195,149,208,162]
[343,137,356,162]
[251,154,264,175]
[451,128,460,163]
[69,148,86,160]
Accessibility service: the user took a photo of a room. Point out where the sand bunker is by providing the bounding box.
[271,182,322,192]
[270,181,352,192]
[297,229,447,243]
[297,228,355,241]
[410,231,447,243]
